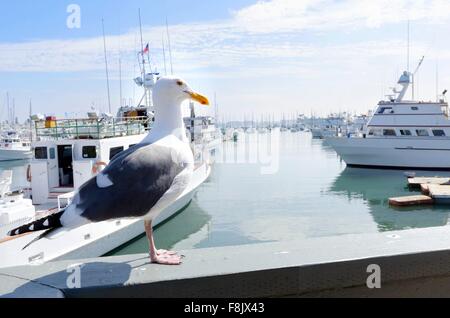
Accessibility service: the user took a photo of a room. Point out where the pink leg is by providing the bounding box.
[144,220,182,265]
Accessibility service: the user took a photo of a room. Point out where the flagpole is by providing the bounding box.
[138,8,146,77]
[138,8,150,107]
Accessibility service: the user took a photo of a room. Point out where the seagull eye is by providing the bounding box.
[176,80,184,86]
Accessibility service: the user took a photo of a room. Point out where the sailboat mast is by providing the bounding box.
[138,9,146,76]
[119,57,123,107]
[166,18,174,75]
[162,35,167,76]
[6,92,9,124]
[101,18,112,114]
[29,100,33,142]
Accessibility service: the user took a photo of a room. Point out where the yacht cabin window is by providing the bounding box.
[82,146,97,159]
[411,107,419,111]
[383,129,397,136]
[432,130,446,137]
[368,129,383,136]
[49,148,56,159]
[400,130,412,136]
[378,107,393,114]
[35,147,48,159]
[416,129,430,137]
[109,146,124,160]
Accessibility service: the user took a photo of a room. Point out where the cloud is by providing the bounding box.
[233,0,450,33]
[1,0,450,74]
[4,0,450,120]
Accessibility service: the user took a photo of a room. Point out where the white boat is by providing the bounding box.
[0,113,213,268]
[185,111,221,160]
[326,69,450,169]
[0,171,35,239]
[0,131,32,161]
[310,115,346,139]
[0,69,217,268]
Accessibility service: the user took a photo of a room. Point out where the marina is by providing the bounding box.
[4,131,450,261]
[4,0,450,301]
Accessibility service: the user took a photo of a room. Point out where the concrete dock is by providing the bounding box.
[4,226,450,297]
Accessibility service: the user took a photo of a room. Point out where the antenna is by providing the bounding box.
[162,34,167,76]
[411,56,425,101]
[166,18,174,75]
[407,20,410,73]
[101,18,112,114]
[436,59,439,102]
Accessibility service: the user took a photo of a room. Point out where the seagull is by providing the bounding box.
[7,77,210,265]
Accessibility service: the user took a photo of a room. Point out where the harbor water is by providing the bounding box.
[107,131,450,256]
[2,132,450,256]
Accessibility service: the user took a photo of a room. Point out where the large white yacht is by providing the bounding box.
[326,70,450,169]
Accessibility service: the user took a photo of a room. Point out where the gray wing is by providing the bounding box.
[76,143,186,222]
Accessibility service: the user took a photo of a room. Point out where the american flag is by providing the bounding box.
[142,43,149,54]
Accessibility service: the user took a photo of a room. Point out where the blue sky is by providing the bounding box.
[2,0,450,122]
[0,0,255,41]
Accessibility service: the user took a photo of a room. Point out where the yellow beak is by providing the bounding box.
[188,91,210,106]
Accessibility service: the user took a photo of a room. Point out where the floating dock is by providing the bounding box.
[390,176,450,206]
[427,184,450,203]
[389,195,433,207]
[408,177,450,188]
[4,227,450,297]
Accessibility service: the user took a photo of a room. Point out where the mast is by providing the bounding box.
[214,92,218,121]
[162,35,167,76]
[407,19,410,74]
[12,98,15,127]
[436,59,439,102]
[6,92,9,124]
[101,18,112,114]
[29,100,33,142]
[119,57,123,107]
[166,18,174,75]
[138,9,146,76]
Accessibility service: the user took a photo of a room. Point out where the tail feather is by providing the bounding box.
[8,211,65,250]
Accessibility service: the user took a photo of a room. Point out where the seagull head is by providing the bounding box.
[153,76,210,108]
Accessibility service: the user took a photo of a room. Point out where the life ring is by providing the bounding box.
[26,165,32,182]
[92,161,107,175]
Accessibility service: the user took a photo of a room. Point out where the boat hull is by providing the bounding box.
[0,149,32,161]
[326,137,450,169]
[0,163,212,268]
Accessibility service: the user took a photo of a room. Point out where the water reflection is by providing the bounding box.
[329,167,450,231]
[111,131,450,255]
[109,199,213,256]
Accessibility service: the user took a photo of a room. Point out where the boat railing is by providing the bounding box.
[34,116,152,140]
